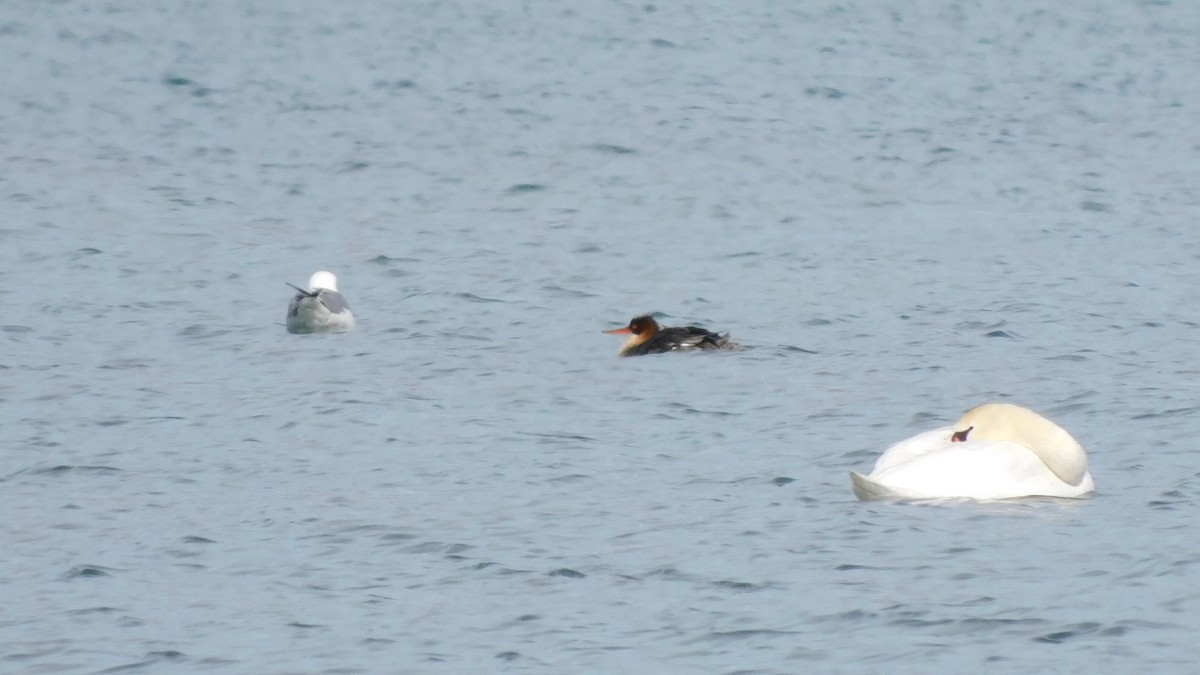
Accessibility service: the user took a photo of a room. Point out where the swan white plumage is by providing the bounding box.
[850,403,1094,501]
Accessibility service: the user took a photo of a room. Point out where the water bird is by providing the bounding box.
[851,403,1094,501]
[285,270,355,334]
[603,314,742,357]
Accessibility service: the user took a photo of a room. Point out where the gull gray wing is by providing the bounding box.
[317,290,350,314]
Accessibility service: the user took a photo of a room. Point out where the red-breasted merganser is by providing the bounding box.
[286,270,355,334]
[604,314,742,357]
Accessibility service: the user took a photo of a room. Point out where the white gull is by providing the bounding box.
[285,270,355,334]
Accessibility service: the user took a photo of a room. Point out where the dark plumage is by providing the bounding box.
[604,314,742,357]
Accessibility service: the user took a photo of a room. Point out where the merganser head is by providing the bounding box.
[604,315,662,356]
[308,270,339,292]
[604,315,661,336]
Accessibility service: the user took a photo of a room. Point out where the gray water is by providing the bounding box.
[3,1,1200,673]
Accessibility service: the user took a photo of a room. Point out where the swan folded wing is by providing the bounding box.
[863,440,1091,500]
[868,427,955,474]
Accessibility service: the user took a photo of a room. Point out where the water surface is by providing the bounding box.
[2,1,1199,672]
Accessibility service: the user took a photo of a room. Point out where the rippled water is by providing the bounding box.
[4,1,1200,672]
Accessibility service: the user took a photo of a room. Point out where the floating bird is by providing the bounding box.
[286,270,355,334]
[851,403,1094,501]
[603,314,742,357]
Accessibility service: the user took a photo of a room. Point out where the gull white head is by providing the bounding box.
[951,403,1089,486]
[307,270,339,292]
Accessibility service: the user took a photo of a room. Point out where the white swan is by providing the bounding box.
[286,270,355,334]
[850,403,1094,501]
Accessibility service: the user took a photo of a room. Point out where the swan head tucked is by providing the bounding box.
[950,403,1088,486]
[307,270,339,292]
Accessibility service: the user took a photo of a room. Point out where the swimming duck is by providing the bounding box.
[604,314,741,357]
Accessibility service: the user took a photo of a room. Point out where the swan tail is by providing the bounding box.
[850,471,893,501]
